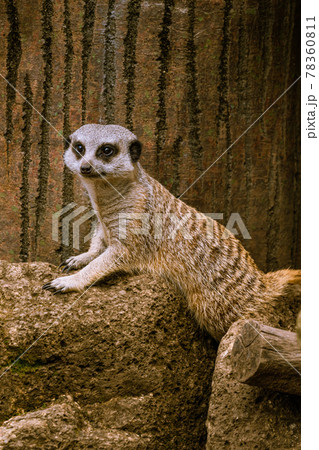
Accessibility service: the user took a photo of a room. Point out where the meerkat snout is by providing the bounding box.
[80,163,93,175]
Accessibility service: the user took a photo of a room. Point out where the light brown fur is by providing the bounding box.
[43,125,301,341]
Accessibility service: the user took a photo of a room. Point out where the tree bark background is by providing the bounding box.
[0,0,300,272]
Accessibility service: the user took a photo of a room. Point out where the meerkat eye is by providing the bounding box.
[100,145,114,157]
[74,143,85,155]
[96,144,117,160]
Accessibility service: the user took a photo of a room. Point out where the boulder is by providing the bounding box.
[0,395,151,449]
[0,261,216,448]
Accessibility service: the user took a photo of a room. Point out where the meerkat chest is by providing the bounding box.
[83,179,139,243]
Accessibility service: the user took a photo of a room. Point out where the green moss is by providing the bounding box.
[10,359,43,375]
[144,126,153,138]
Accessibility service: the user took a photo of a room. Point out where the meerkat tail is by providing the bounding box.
[264,269,301,302]
[248,269,301,330]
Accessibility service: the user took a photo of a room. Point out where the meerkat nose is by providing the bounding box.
[80,163,93,175]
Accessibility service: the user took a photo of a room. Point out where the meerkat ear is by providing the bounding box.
[129,140,142,163]
[64,134,71,150]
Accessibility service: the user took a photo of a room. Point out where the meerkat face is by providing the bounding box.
[63,124,142,180]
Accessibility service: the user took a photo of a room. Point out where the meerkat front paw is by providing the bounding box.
[42,274,85,294]
[59,253,95,273]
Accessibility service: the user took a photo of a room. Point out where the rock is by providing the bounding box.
[206,320,301,449]
[0,395,151,449]
[0,261,216,448]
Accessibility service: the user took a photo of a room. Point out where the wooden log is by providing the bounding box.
[231,320,301,396]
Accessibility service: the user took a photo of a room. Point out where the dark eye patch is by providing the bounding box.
[72,141,86,159]
[96,144,118,160]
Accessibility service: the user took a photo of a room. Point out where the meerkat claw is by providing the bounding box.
[41,274,83,294]
[53,288,65,295]
[59,260,73,270]
[42,282,55,291]
[42,282,64,294]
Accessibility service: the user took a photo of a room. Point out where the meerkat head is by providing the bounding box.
[63,124,142,181]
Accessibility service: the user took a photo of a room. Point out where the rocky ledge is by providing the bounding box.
[0,261,300,449]
[0,261,216,448]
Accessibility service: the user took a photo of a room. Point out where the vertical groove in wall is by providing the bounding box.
[123,0,142,131]
[34,0,53,253]
[171,135,182,197]
[261,3,279,271]
[4,0,22,165]
[260,1,274,132]
[61,0,74,260]
[62,0,74,208]
[266,153,280,271]
[103,0,116,123]
[20,74,33,262]
[266,152,280,271]
[186,0,203,171]
[81,0,97,124]
[282,1,295,267]
[155,0,174,169]
[282,1,294,156]
[238,1,251,225]
[217,0,232,218]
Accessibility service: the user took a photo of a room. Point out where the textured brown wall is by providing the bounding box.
[0,0,300,272]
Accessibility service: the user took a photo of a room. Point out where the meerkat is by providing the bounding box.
[43,124,300,341]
